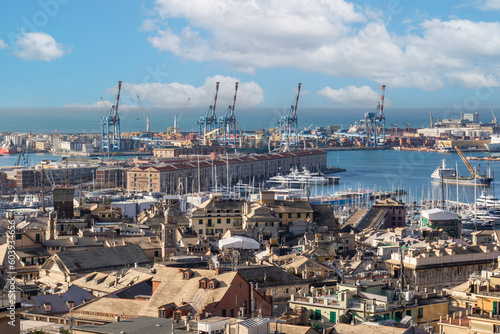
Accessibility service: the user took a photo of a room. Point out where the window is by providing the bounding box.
[230,309,234,317]
[297,213,301,218]
[199,229,203,235]
[35,234,40,242]
[306,213,310,218]
[458,267,463,275]
[226,218,231,224]
[16,234,22,240]
[207,219,212,226]
[217,219,221,224]
[279,213,282,218]
[222,309,226,317]
[418,308,423,319]
[288,213,292,218]
[199,219,203,225]
[406,310,412,316]
[154,251,159,257]
[243,300,248,315]
[183,273,190,279]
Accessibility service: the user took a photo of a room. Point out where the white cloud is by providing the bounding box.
[109,75,265,108]
[144,1,500,91]
[445,72,500,88]
[0,39,7,49]
[140,18,159,32]
[477,0,500,10]
[318,85,386,107]
[13,32,71,61]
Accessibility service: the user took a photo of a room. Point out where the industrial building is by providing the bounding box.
[126,149,327,193]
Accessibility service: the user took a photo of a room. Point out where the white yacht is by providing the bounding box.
[266,167,336,188]
[475,190,500,209]
[485,134,500,152]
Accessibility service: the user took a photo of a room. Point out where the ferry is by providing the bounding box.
[485,134,500,152]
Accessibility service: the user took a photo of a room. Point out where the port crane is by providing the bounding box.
[136,94,150,134]
[100,81,122,152]
[402,122,411,131]
[491,104,498,125]
[389,123,398,136]
[277,83,301,151]
[362,85,386,147]
[173,97,190,134]
[218,82,239,146]
[198,82,220,145]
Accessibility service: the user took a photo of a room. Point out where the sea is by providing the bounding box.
[1,106,499,204]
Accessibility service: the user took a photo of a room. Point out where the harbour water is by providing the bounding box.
[328,149,500,204]
[2,149,499,205]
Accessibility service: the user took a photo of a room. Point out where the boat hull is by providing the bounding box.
[485,143,500,152]
[0,148,18,154]
[431,176,493,186]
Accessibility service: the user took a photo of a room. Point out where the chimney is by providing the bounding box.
[215,267,220,275]
[115,315,121,322]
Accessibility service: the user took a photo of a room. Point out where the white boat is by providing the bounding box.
[485,134,500,152]
[23,194,42,207]
[311,189,373,206]
[475,190,500,209]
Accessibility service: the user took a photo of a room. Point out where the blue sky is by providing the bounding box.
[1,0,500,112]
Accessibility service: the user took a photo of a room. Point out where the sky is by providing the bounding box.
[1,0,500,114]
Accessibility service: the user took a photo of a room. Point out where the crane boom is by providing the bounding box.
[114,81,122,116]
[455,146,476,177]
[491,103,498,125]
[178,97,190,123]
[211,82,220,121]
[136,94,150,132]
[292,83,302,122]
[230,82,239,119]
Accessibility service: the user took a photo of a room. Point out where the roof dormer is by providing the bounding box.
[181,269,194,280]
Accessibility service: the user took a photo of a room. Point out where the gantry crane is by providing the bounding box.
[277,83,301,151]
[491,104,498,125]
[389,123,397,136]
[198,82,220,145]
[136,94,150,133]
[100,81,122,152]
[218,82,239,146]
[173,97,190,133]
[363,85,386,147]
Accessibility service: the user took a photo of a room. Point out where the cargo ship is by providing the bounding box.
[431,157,493,186]
[0,140,18,154]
